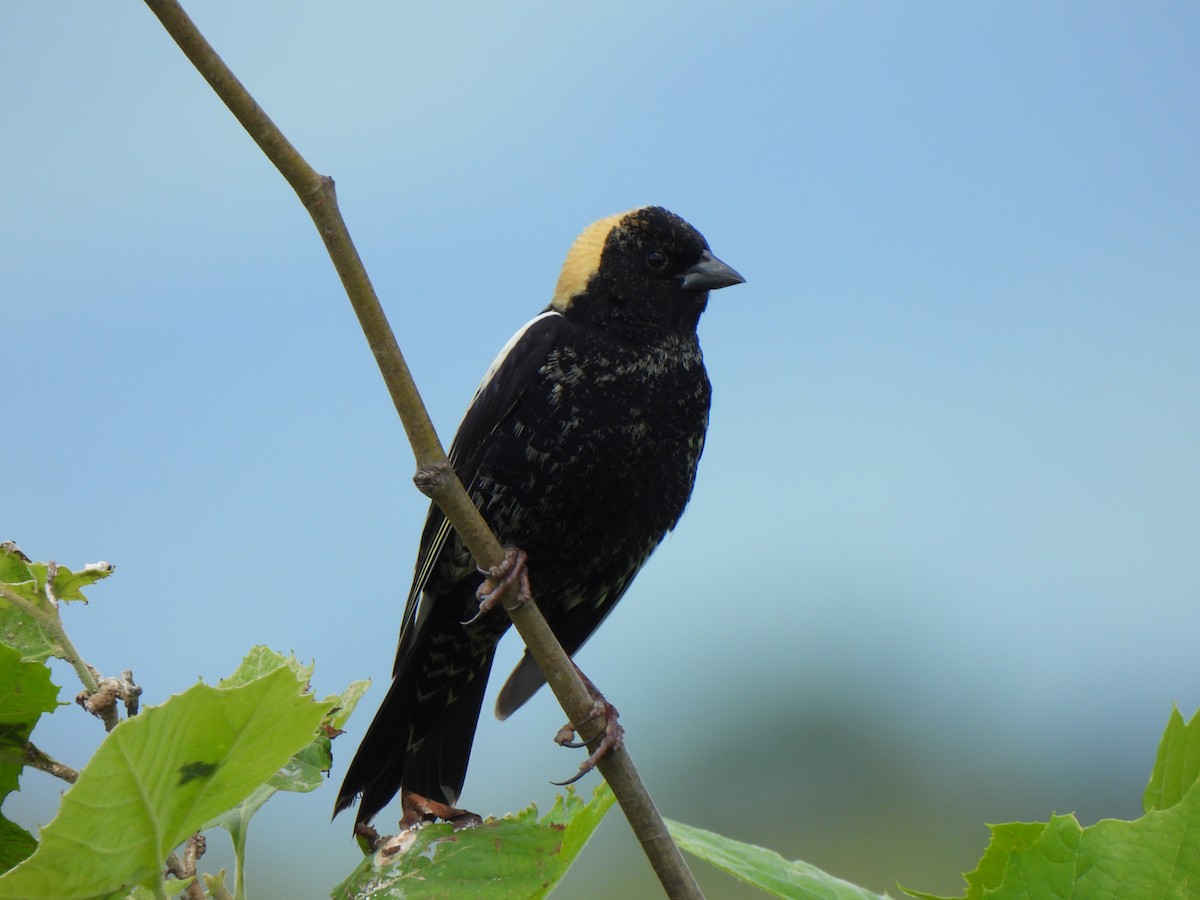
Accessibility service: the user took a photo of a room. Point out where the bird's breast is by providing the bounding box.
[472,332,711,588]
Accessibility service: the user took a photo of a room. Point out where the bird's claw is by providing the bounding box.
[551,697,624,786]
[463,547,531,625]
[399,790,482,831]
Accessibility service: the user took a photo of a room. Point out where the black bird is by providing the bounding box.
[335,206,744,827]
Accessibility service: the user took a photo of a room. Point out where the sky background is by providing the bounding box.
[4,2,1198,897]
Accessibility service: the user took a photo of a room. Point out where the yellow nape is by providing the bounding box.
[551,210,635,310]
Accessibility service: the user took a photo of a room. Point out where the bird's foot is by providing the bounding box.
[361,793,481,859]
[352,821,381,852]
[399,790,482,831]
[551,671,624,786]
[464,546,531,625]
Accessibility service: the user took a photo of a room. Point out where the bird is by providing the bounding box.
[334,206,744,829]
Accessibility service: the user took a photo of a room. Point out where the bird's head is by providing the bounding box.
[551,207,744,340]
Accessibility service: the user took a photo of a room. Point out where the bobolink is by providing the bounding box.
[335,206,743,827]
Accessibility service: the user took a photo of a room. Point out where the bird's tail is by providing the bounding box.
[334,620,498,827]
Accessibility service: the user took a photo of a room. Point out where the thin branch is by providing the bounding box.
[139,2,702,897]
[75,669,140,731]
[23,742,79,784]
[0,581,123,730]
[165,833,207,900]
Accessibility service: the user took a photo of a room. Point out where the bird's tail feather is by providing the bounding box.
[495,653,546,720]
[335,625,497,827]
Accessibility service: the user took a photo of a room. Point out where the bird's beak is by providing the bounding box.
[680,250,745,291]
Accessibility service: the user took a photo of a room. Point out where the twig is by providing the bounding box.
[23,742,79,784]
[0,582,126,731]
[165,833,207,900]
[139,2,703,897]
[75,669,141,731]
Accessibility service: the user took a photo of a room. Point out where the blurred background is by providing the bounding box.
[3,2,1198,897]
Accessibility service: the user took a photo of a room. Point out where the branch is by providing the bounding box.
[0,582,121,732]
[165,833,207,900]
[75,668,142,728]
[140,2,702,896]
[22,741,79,784]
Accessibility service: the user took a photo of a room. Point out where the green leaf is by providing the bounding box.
[0,648,58,800]
[0,643,60,731]
[905,821,1046,900]
[44,560,114,604]
[263,678,370,799]
[905,707,1200,899]
[126,876,195,898]
[0,547,112,610]
[0,545,36,594]
[541,779,615,866]
[219,645,313,689]
[326,678,370,733]
[0,606,56,665]
[0,659,328,899]
[1143,704,1200,813]
[666,819,889,900]
[207,675,367,834]
[0,547,113,662]
[332,782,617,900]
[0,818,36,878]
[205,732,333,843]
[0,643,61,874]
[904,821,1049,900]
[999,802,1200,899]
[270,733,331,794]
[200,869,231,896]
[0,547,55,662]
[205,670,366,900]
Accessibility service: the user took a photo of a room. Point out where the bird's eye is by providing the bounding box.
[646,250,669,271]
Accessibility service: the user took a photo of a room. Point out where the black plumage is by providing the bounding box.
[335,206,744,827]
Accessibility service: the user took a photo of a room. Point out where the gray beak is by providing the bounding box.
[680,250,746,291]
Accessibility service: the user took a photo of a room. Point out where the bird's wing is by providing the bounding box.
[391,309,563,675]
[494,567,641,718]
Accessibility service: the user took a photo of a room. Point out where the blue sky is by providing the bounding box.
[4,3,1198,896]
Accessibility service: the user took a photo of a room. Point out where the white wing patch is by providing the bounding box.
[396,309,563,659]
[471,310,562,405]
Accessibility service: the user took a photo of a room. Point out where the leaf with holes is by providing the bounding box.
[332,783,616,900]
